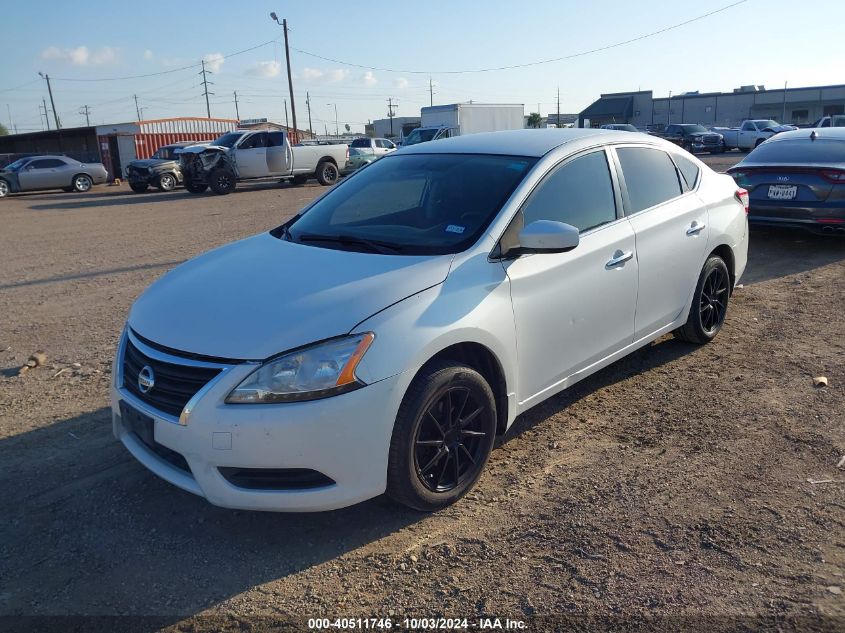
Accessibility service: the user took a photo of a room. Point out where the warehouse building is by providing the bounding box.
[369,116,421,141]
[579,83,845,129]
[0,117,238,179]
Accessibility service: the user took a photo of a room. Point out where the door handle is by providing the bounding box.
[686,222,706,236]
[606,251,634,268]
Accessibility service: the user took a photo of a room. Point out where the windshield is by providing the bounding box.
[404,128,440,146]
[212,132,244,148]
[742,139,845,164]
[3,158,30,171]
[681,125,708,134]
[282,153,537,255]
[152,147,175,160]
[754,120,779,129]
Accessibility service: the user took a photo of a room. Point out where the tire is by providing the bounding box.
[316,161,339,186]
[129,182,148,193]
[156,173,177,191]
[754,138,765,148]
[184,181,208,194]
[292,175,308,185]
[72,174,93,193]
[0,179,10,198]
[386,361,497,512]
[673,255,731,344]
[208,168,236,195]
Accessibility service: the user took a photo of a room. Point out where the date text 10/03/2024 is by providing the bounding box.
[307,618,527,630]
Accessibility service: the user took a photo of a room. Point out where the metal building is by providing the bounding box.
[579,84,845,129]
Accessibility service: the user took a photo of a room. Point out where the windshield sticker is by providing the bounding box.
[445,224,466,234]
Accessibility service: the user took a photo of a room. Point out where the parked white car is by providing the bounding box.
[714,119,797,151]
[112,129,748,512]
[349,137,397,155]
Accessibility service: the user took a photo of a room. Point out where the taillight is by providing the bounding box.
[820,169,845,183]
[735,188,749,214]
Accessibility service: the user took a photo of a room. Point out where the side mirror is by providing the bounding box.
[516,220,580,254]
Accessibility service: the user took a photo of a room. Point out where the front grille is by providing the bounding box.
[702,135,721,145]
[122,338,221,417]
[219,467,336,491]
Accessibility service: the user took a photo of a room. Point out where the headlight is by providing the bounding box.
[225,333,375,404]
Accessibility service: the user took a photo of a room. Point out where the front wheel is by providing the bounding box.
[674,255,731,344]
[387,361,497,512]
[0,179,9,198]
[129,182,148,193]
[208,168,236,195]
[156,173,177,191]
[316,161,339,186]
[72,174,93,193]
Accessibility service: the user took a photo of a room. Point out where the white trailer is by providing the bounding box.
[404,103,524,146]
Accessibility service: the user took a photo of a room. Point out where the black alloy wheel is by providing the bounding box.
[699,265,729,333]
[209,168,236,195]
[387,361,497,511]
[414,385,489,493]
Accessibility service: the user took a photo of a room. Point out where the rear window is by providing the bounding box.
[745,139,845,164]
[616,147,683,214]
[351,138,372,148]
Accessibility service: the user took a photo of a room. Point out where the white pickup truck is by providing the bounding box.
[179,130,349,195]
[712,119,797,151]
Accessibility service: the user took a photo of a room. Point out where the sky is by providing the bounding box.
[2,0,844,135]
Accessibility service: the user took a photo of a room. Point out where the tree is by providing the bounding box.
[0,123,8,136]
[527,112,542,129]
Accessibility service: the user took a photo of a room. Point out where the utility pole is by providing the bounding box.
[284,98,289,130]
[556,86,561,128]
[6,104,12,132]
[134,94,142,121]
[234,91,240,121]
[39,72,61,129]
[270,12,299,143]
[41,98,51,131]
[306,92,313,137]
[79,104,91,126]
[387,97,397,138]
[429,77,434,107]
[781,81,788,123]
[199,60,213,118]
[327,103,338,136]
[667,90,672,125]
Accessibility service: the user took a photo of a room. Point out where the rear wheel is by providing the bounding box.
[674,255,731,344]
[72,174,93,193]
[316,161,339,186]
[184,181,208,194]
[130,182,148,193]
[387,361,497,512]
[208,168,236,195]
[156,173,177,191]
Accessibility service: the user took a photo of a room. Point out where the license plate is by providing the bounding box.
[767,184,797,200]
[119,400,155,448]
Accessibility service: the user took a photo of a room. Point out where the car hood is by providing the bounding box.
[128,159,176,169]
[128,232,453,359]
[178,144,229,154]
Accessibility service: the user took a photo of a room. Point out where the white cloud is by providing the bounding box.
[41,45,118,66]
[302,67,324,80]
[203,52,225,72]
[361,71,377,87]
[246,60,282,78]
[143,49,153,60]
[393,77,409,90]
[326,69,349,82]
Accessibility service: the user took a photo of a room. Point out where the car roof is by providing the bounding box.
[396,128,658,157]
[764,128,845,143]
[24,155,74,161]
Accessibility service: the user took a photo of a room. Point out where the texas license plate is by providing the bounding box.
[767,184,797,200]
[119,400,155,448]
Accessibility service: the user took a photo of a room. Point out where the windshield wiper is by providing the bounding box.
[296,233,402,254]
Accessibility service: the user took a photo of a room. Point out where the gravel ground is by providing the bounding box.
[1,155,843,632]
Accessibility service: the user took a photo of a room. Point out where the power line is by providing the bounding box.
[291,0,748,75]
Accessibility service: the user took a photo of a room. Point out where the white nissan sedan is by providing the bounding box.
[112,129,748,512]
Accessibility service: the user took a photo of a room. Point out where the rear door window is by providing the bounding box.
[616,147,683,214]
[351,138,371,148]
[672,153,700,189]
[268,132,286,147]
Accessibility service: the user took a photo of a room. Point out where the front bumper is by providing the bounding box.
[111,331,408,512]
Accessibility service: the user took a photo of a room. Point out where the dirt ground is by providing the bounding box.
[1,153,843,632]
